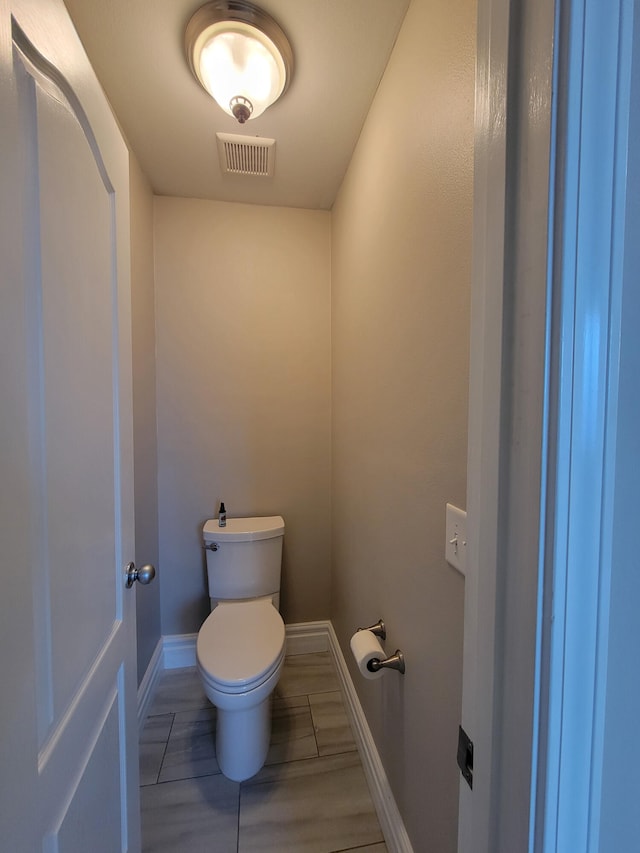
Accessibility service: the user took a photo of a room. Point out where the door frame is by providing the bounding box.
[457,0,510,847]
[459,0,556,848]
[462,0,640,850]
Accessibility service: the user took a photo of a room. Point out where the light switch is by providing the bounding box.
[445,503,467,576]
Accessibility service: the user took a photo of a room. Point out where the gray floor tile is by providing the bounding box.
[309,691,357,757]
[147,667,209,716]
[238,752,383,852]
[241,749,360,788]
[140,655,388,853]
[139,713,173,786]
[158,707,220,783]
[141,774,239,853]
[275,651,339,698]
[265,695,318,766]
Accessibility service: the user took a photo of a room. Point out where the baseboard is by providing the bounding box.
[162,632,198,669]
[137,637,163,733]
[160,622,330,668]
[285,620,330,654]
[326,622,415,853]
[141,621,412,852]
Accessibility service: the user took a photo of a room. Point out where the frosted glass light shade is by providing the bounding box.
[186,2,293,123]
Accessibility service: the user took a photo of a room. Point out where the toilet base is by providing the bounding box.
[216,697,271,782]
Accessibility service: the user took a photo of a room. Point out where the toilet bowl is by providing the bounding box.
[196,596,286,781]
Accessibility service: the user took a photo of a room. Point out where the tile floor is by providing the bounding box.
[140,651,387,853]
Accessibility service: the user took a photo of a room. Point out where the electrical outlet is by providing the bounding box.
[445,503,467,576]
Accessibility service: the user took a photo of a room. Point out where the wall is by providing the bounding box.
[330,0,475,848]
[154,198,331,635]
[130,155,161,683]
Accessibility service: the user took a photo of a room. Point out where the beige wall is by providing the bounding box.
[154,197,331,634]
[130,154,161,683]
[331,0,475,848]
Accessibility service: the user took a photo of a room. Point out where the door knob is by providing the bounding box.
[125,561,156,588]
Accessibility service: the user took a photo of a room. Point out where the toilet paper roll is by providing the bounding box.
[350,630,385,680]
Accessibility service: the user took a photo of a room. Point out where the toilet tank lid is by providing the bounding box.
[203,516,285,543]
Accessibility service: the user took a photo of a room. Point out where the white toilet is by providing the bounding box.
[197,515,286,782]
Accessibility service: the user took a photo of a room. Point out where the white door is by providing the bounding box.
[0,0,140,851]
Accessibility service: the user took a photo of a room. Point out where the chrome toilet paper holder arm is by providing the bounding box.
[367,650,406,675]
[357,620,405,674]
[357,619,386,641]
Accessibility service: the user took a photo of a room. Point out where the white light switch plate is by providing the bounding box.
[445,503,467,576]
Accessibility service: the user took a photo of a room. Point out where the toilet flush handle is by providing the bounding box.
[124,562,156,588]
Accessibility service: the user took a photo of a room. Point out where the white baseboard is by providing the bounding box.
[137,638,163,733]
[162,632,198,669]
[285,620,329,654]
[139,620,412,852]
[159,621,330,669]
[326,622,415,853]
[283,620,414,853]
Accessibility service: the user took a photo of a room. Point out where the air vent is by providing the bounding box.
[216,133,276,177]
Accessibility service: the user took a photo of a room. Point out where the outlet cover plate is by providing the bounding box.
[445,503,467,576]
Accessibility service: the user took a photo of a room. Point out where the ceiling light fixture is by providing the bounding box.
[185,1,294,124]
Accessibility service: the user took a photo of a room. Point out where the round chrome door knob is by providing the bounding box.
[125,562,156,588]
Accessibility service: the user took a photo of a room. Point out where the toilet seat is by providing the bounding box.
[197,598,285,693]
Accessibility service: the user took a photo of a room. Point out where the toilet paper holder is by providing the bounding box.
[357,619,386,641]
[356,620,406,675]
[367,650,405,675]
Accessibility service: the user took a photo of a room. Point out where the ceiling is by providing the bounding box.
[63,0,410,210]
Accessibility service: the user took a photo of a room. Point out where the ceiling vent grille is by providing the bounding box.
[216,133,276,177]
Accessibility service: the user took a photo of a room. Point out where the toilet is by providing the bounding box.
[196,515,286,782]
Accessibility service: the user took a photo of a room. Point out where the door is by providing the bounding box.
[0,0,140,850]
[462,0,640,850]
[459,0,555,849]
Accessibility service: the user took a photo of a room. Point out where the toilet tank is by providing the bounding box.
[202,516,285,602]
